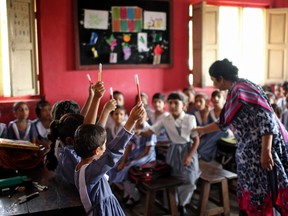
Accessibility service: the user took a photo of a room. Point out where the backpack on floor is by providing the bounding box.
[128,160,171,185]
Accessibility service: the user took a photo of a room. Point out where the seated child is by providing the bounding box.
[109,110,156,206]
[106,90,128,129]
[106,105,126,143]
[140,92,200,215]
[193,93,210,125]
[47,82,111,184]
[183,86,196,114]
[0,101,44,169]
[149,93,170,160]
[197,90,231,161]
[74,102,145,216]
[0,110,7,138]
[33,99,52,150]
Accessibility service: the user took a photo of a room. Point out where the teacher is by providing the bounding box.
[194,58,288,215]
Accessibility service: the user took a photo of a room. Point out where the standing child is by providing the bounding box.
[74,102,145,216]
[109,110,156,206]
[33,99,52,150]
[140,92,200,216]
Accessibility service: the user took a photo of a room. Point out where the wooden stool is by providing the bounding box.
[141,176,184,216]
[198,161,237,216]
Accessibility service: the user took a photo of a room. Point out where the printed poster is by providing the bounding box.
[84,9,109,29]
[143,11,166,31]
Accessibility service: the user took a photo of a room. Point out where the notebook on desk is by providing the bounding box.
[0,138,40,151]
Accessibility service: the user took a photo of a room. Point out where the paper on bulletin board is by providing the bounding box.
[111,6,143,32]
[84,9,109,29]
[143,11,166,31]
[137,32,149,52]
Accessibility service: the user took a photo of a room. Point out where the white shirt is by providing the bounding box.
[151,111,197,144]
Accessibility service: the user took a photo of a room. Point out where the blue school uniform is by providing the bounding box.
[7,120,37,141]
[151,111,201,206]
[109,122,156,183]
[33,119,49,142]
[74,128,133,216]
[0,123,7,138]
[195,110,230,161]
[56,144,81,185]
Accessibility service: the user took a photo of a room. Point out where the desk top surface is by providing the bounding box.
[0,166,84,216]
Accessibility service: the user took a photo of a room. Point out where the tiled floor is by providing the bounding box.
[115,181,239,216]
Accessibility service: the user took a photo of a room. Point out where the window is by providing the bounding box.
[189,3,265,86]
[218,7,264,84]
[0,0,38,97]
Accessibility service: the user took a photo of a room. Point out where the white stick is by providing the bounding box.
[86,74,91,82]
[110,87,113,98]
[134,74,139,85]
[188,73,193,86]
[99,63,102,73]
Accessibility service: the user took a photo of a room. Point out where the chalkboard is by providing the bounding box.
[74,0,172,69]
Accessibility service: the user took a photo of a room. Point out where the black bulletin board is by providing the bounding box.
[74,0,172,69]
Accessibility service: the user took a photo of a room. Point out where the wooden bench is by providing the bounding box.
[197,161,237,216]
[0,166,85,216]
[141,176,185,216]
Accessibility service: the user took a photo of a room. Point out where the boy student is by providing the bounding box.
[74,101,145,216]
[139,92,200,216]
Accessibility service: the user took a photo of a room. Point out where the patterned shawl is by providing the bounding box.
[220,78,288,142]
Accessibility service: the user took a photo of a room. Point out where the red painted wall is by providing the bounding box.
[1,0,288,124]
[37,0,190,114]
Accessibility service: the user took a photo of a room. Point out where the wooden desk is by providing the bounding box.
[0,167,85,216]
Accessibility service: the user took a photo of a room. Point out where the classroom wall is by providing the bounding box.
[37,0,190,114]
[1,0,288,124]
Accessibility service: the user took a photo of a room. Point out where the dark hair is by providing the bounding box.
[195,92,209,100]
[51,100,81,120]
[209,58,239,82]
[152,93,165,102]
[35,100,51,117]
[110,105,126,116]
[13,101,29,112]
[48,113,84,144]
[167,92,185,102]
[282,81,288,91]
[134,92,149,104]
[183,86,195,95]
[113,90,124,97]
[74,124,106,158]
[211,89,221,98]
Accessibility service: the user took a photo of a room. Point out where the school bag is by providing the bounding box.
[128,160,171,185]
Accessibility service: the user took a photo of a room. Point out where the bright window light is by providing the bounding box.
[218,6,264,84]
[0,0,11,96]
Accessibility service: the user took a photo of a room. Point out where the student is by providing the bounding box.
[193,93,210,126]
[109,110,156,206]
[140,92,200,216]
[47,82,110,184]
[183,86,196,114]
[0,110,7,138]
[149,93,170,160]
[0,101,44,169]
[106,90,128,129]
[197,90,231,161]
[106,105,126,143]
[74,102,145,216]
[33,99,52,150]
[46,83,94,170]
